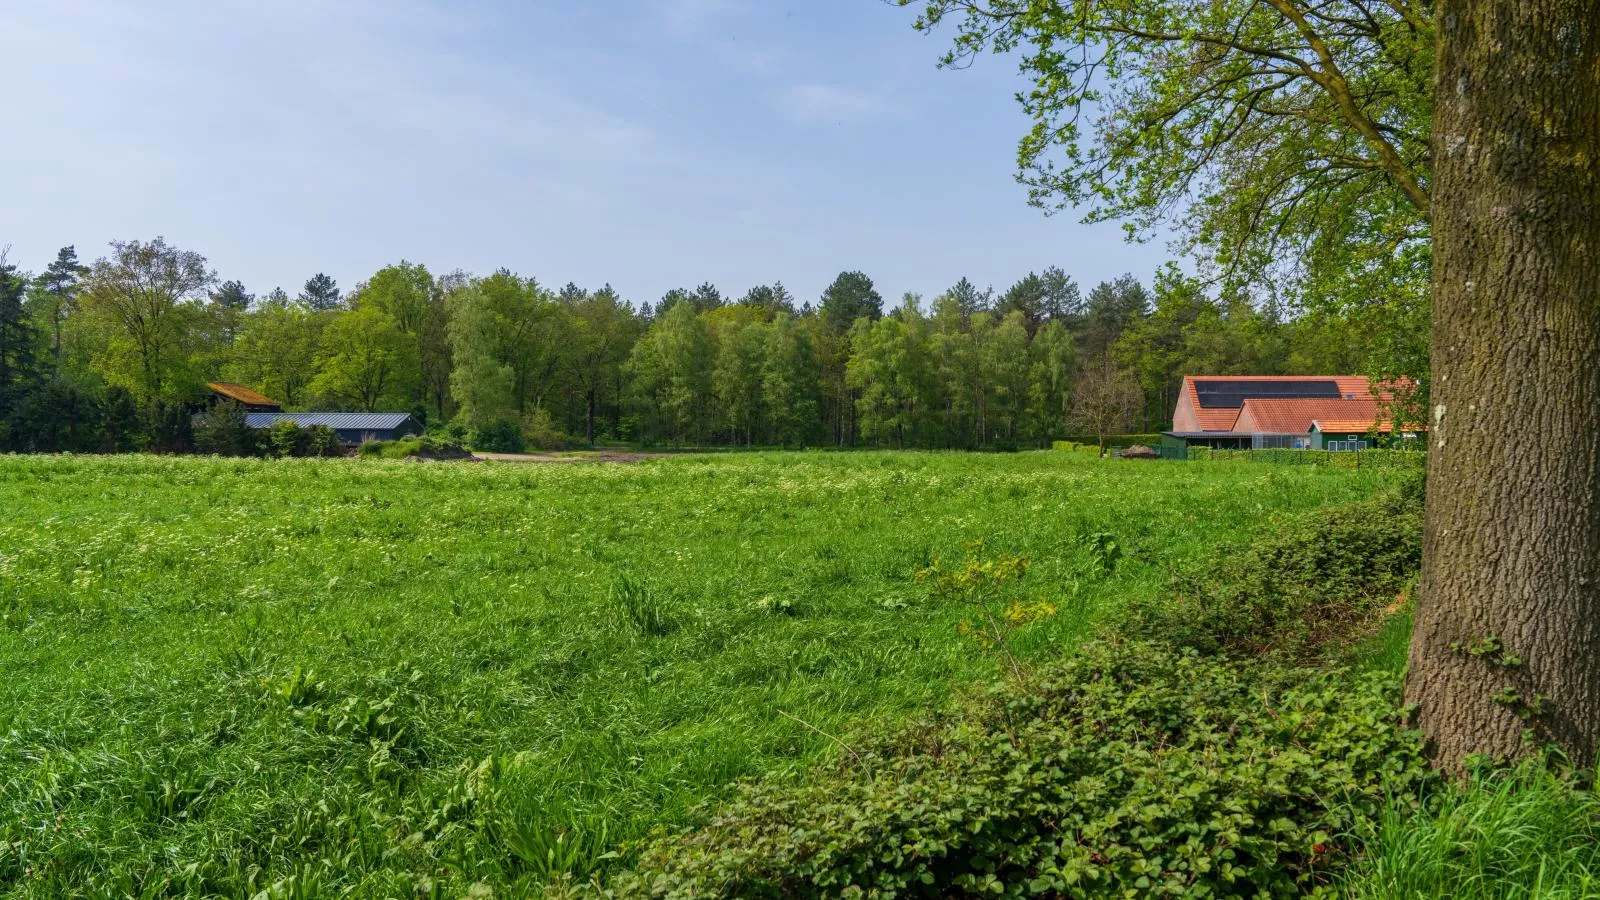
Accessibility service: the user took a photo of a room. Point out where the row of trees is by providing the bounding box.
[0,237,1397,453]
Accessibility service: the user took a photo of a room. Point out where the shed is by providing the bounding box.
[243,412,422,445]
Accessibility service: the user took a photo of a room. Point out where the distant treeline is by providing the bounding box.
[0,238,1395,453]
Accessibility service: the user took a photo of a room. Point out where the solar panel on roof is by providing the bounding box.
[1193,380,1340,408]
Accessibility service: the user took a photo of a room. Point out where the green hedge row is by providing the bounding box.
[1056,433,1165,449]
[1194,448,1426,469]
[1050,440,1103,456]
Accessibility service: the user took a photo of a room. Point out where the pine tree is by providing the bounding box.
[299,273,341,311]
[32,246,87,366]
[212,280,253,311]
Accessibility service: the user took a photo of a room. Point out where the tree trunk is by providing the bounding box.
[1407,0,1600,768]
[586,388,596,445]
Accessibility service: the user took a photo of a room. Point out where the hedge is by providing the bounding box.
[1203,449,1426,470]
[1056,433,1165,449]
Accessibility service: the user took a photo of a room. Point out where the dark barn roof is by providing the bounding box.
[244,413,416,431]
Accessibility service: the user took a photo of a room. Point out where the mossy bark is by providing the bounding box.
[1407,0,1600,767]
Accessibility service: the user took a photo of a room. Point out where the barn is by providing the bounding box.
[243,412,422,446]
[1163,375,1415,450]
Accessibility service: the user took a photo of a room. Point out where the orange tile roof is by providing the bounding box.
[1181,375,1380,432]
[208,382,280,407]
[1235,398,1380,434]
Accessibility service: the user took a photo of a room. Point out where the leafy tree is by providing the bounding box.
[929,293,981,447]
[566,285,640,443]
[308,305,416,411]
[1026,320,1075,442]
[848,296,938,448]
[229,301,321,408]
[625,301,712,445]
[299,273,341,311]
[899,0,1432,375]
[446,282,517,427]
[357,262,447,418]
[977,310,1032,446]
[762,312,822,447]
[446,270,565,419]
[78,237,215,403]
[711,313,769,445]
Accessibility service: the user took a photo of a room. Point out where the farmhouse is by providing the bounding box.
[1164,375,1413,450]
[243,412,423,446]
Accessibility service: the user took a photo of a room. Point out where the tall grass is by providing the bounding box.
[0,451,1401,896]
[1346,606,1600,900]
[1342,763,1600,899]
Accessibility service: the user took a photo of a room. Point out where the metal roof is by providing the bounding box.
[244,413,416,430]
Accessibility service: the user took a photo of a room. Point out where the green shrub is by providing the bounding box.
[524,407,568,451]
[304,424,343,457]
[1118,490,1423,661]
[266,419,309,458]
[598,641,1432,899]
[473,419,526,453]
[192,402,259,457]
[1188,446,1211,461]
[358,435,470,460]
[1050,440,1101,457]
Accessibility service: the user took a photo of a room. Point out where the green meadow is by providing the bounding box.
[0,452,1400,897]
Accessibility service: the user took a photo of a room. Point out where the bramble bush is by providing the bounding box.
[580,477,1432,898]
[592,642,1432,899]
[1117,481,1423,662]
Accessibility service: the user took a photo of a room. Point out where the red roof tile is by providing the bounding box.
[1179,375,1382,432]
[1235,399,1380,434]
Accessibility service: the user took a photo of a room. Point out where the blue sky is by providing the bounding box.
[1,0,1170,307]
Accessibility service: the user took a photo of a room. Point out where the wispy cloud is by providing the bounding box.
[778,83,889,127]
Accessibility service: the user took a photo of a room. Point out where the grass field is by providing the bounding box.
[0,452,1402,897]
